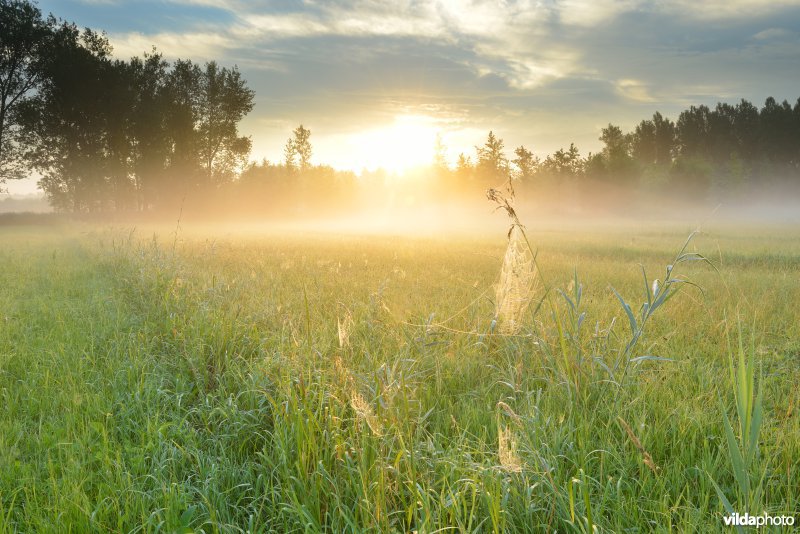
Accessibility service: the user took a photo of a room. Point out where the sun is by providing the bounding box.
[348,115,439,174]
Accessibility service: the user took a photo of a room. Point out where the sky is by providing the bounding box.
[6,0,800,194]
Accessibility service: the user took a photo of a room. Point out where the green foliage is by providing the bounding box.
[709,319,766,521]
[511,145,537,184]
[20,21,118,211]
[671,155,713,198]
[595,124,637,185]
[196,61,255,185]
[0,0,54,183]
[6,1,254,213]
[537,143,582,189]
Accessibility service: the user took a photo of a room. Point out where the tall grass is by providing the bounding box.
[709,317,766,527]
[488,180,711,400]
[0,222,797,532]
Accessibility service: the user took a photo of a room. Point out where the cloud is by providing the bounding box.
[215,1,579,89]
[662,0,800,20]
[615,79,656,103]
[167,0,238,8]
[557,0,642,27]
[237,14,330,38]
[48,0,800,91]
[109,31,235,60]
[752,28,795,40]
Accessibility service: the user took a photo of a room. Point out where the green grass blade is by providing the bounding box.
[640,264,652,308]
[708,473,744,534]
[720,399,749,502]
[747,386,763,465]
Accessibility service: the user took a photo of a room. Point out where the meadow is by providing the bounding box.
[0,217,798,532]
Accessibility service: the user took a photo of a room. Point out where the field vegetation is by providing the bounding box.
[0,217,797,532]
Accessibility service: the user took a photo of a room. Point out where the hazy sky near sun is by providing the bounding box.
[7,0,799,193]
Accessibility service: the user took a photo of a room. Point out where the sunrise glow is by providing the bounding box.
[344,115,440,174]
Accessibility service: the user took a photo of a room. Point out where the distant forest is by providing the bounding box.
[2,0,799,216]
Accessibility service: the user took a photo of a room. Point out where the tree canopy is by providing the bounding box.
[0,0,54,183]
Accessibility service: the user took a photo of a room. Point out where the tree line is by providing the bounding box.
[1,0,253,213]
[2,0,798,216]
[448,100,800,204]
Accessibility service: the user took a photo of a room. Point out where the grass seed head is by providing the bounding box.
[497,401,522,427]
[618,417,659,474]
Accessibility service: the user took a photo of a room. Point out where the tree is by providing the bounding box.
[541,143,581,181]
[146,59,254,204]
[20,22,117,211]
[127,51,171,210]
[512,145,538,184]
[195,61,254,185]
[283,137,296,170]
[0,0,54,183]
[433,133,448,170]
[455,152,472,184]
[600,124,628,156]
[759,97,795,167]
[102,58,137,211]
[672,106,715,196]
[160,58,202,201]
[671,154,712,198]
[631,112,675,167]
[631,118,656,165]
[652,112,676,166]
[731,99,759,165]
[707,103,737,165]
[597,124,635,183]
[475,130,507,183]
[793,97,800,172]
[292,124,312,171]
[676,105,711,158]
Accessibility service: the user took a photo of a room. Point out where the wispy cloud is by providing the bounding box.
[615,79,657,103]
[102,1,800,95]
[110,31,235,60]
[662,0,800,20]
[557,0,642,27]
[226,1,581,88]
[751,27,796,40]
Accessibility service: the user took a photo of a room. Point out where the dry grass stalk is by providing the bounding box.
[350,390,383,436]
[498,424,523,473]
[497,401,523,427]
[337,308,353,348]
[495,225,537,334]
[618,416,659,474]
[332,355,352,388]
[488,180,539,335]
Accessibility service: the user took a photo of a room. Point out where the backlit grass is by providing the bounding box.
[0,221,797,532]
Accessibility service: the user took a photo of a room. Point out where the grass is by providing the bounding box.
[0,219,798,532]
